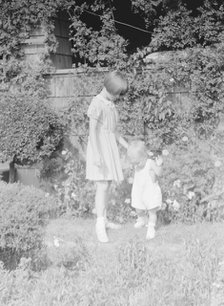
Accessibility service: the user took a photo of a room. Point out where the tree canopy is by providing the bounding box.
[1,0,224,67]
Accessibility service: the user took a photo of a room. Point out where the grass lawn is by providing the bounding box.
[1,218,224,305]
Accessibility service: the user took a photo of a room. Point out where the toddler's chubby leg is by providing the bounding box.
[146,208,158,240]
[95,181,111,243]
[134,209,146,228]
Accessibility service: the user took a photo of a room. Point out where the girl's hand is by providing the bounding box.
[116,133,129,149]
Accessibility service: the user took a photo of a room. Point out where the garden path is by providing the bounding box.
[44,218,224,305]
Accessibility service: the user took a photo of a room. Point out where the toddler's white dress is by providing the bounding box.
[131,159,162,210]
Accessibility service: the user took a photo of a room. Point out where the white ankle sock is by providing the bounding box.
[96,217,108,243]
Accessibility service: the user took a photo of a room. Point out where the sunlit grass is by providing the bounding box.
[0,223,222,306]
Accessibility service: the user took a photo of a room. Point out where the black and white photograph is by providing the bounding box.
[1,0,224,305]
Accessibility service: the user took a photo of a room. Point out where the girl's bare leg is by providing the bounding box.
[95,181,110,242]
[103,180,111,218]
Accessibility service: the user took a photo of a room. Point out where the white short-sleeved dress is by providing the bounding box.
[131,159,162,210]
[86,94,124,183]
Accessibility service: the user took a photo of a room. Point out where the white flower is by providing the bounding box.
[214,160,222,168]
[162,149,169,156]
[166,198,173,205]
[124,198,131,204]
[118,217,124,223]
[45,193,50,197]
[182,136,188,142]
[161,202,167,210]
[71,192,77,199]
[147,151,154,157]
[170,78,175,83]
[172,200,180,211]
[130,210,137,217]
[187,191,195,200]
[53,237,60,248]
[111,199,116,206]
[173,179,181,188]
[61,150,67,155]
[127,177,134,184]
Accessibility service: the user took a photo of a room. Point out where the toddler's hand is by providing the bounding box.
[155,156,163,166]
[147,150,154,157]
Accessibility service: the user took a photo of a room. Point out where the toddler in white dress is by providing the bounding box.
[127,140,163,239]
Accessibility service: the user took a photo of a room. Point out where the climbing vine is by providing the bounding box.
[0,0,69,58]
[128,44,224,148]
[1,0,224,222]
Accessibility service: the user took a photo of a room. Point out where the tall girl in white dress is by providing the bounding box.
[127,140,163,239]
[86,71,129,243]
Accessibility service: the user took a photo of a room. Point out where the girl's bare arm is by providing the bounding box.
[115,131,129,149]
[89,118,102,166]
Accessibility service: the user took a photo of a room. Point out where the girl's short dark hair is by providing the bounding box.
[104,71,128,96]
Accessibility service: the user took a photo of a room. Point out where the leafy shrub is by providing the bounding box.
[0,181,59,253]
[107,172,133,223]
[45,135,220,225]
[150,5,197,51]
[157,134,224,224]
[0,58,51,97]
[0,93,65,164]
[52,150,95,216]
[150,2,224,52]
[42,145,134,222]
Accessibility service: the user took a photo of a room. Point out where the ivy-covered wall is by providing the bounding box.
[48,45,224,150]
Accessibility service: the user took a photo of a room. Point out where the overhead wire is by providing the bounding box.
[83,9,152,34]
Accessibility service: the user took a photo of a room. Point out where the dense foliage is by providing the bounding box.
[0,0,67,57]
[1,0,224,223]
[0,182,58,253]
[0,0,155,61]
[1,0,224,65]
[0,92,65,164]
[150,2,224,51]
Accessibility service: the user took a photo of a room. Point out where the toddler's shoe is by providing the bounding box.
[146,224,156,240]
[134,217,145,228]
[96,217,109,243]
